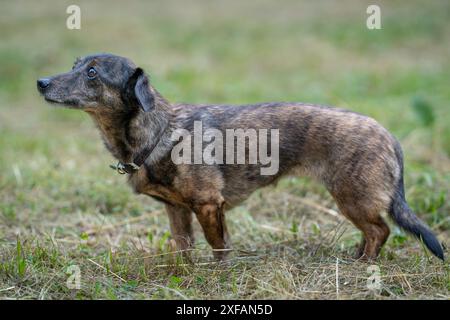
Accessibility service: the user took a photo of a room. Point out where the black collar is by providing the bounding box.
[109,162,140,174]
[109,124,168,175]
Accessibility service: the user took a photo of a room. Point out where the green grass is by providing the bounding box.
[0,0,449,299]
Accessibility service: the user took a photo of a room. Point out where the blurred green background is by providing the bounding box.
[0,0,448,299]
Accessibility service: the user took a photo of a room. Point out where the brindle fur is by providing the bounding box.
[37,53,444,261]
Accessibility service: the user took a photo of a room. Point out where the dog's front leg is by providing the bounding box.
[165,203,195,254]
[194,203,230,260]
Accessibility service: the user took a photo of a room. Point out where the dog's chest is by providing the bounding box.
[128,166,185,206]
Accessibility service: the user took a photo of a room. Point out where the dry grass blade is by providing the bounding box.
[87,258,126,283]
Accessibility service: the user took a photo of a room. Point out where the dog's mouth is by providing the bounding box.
[44,96,61,104]
[44,96,81,108]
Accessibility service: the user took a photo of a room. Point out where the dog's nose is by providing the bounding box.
[37,78,51,90]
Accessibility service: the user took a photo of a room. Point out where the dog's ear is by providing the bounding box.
[124,68,154,112]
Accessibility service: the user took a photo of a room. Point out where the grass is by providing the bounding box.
[0,0,449,299]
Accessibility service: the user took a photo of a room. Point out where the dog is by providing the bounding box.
[37,53,444,261]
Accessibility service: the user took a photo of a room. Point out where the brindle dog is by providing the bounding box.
[37,53,444,261]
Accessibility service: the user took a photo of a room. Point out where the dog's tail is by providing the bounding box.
[388,141,444,260]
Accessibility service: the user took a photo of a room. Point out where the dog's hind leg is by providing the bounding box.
[357,214,390,260]
[194,203,230,260]
[332,194,390,260]
[165,204,195,253]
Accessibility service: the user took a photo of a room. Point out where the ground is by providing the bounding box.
[0,0,449,299]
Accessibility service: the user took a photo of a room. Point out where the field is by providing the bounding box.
[0,0,449,299]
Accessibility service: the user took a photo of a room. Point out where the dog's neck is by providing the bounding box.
[87,93,173,166]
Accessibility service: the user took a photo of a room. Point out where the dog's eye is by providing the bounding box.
[87,67,97,79]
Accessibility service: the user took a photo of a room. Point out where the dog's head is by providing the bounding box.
[37,53,154,112]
